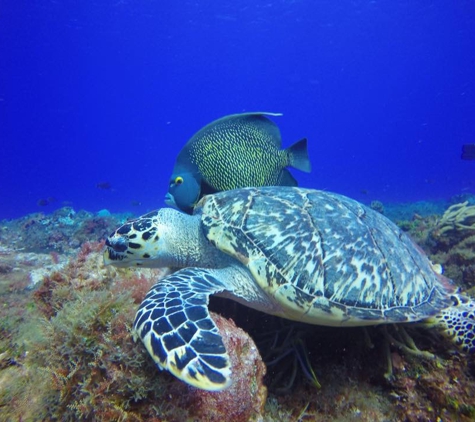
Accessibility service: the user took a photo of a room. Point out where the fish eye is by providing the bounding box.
[175,176,184,185]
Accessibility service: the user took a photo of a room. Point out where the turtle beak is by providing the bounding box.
[103,235,129,265]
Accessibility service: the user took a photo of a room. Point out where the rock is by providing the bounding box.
[186,312,267,422]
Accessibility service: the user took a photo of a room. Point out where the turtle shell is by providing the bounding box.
[198,187,454,326]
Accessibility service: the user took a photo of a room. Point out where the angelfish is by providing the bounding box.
[165,112,311,213]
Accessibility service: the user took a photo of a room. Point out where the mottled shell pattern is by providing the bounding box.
[198,187,453,326]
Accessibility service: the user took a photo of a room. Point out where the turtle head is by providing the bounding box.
[166,170,201,214]
[103,208,196,268]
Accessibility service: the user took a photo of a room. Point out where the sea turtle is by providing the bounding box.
[103,187,475,391]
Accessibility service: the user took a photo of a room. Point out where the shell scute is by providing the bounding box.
[199,187,453,324]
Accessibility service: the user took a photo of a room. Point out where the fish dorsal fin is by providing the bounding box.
[234,112,283,148]
[188,112,283,149]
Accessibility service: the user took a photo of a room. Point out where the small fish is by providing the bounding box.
[461,144,475,160]
[96,181,112,190]
[130,200,142,206]
[37,198,50,206]
[166,112,311,213]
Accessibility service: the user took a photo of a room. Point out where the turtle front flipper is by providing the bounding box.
[132,268,231,391]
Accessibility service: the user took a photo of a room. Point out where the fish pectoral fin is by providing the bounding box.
[277,168,298,186]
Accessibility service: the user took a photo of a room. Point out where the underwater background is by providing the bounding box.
[2,0,475,220]
[2,1,475,421]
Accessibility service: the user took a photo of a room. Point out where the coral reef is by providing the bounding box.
[370,200,385,215]
[0,206,129,254]
[0,241,267,421]
[391,200,475,291]
[435,201,475,238]
[379,199,448,222]
[423,202,475,290]
[1,202,475,421]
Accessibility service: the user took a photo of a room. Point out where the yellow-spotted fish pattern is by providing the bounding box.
[166,112,311,213]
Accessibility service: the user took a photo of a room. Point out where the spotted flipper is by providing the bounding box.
[132,268,231,391]
[432,293,475,353]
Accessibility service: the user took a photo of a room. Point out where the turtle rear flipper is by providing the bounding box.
[133,268,231,391]
[432,293,475,353]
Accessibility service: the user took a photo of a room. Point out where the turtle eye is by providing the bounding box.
[175,176,184,185]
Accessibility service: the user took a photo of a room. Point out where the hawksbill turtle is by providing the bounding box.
[103,187,475,391]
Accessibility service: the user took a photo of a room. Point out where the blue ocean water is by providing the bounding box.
[1,0,474,220]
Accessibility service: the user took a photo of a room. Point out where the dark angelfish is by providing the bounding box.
[461,144,475,161]
[165,112,311,213]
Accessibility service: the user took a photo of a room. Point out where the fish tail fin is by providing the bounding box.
[286,138,311,173]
